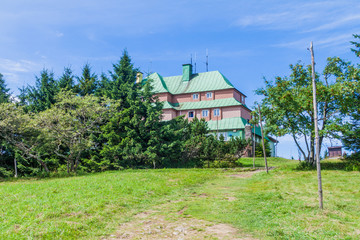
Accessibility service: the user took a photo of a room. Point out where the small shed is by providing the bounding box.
[328,146,342,158]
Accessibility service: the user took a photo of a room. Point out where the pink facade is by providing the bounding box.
[240,106,251,120]
[157,92,172,102]
[162,109,177,121]
[159,88,252,122]
[222,106,241,119]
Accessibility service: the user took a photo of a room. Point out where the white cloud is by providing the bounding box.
[55,31,64,37]
[0,58,39,73]
[307,14,360,32]
[273,33,356,51]
[233,0,360,32]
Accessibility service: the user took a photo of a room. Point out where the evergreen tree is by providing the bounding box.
[21,69,58,112]
[58,67,76,91]
[0,73,11,103]
[105,49,138,102]
[77,64,98,96]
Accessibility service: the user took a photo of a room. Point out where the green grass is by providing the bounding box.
[1,158,359,239]
[0,169,220,239]
[180,158,360,239]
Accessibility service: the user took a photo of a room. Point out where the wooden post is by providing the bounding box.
[253,124,255,168]
[310,42,323,209]
[258,105,268,173]
[14,156,18,178]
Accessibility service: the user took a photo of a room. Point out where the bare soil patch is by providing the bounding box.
[227,168,275,178]
[104,212,256,240]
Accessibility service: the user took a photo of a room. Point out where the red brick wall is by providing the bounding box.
[213,89,234,100]
[157,92,172,102]
[222,106,241,118]
[240,106,251,121]
[162,109,177,121]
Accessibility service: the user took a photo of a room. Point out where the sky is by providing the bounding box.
[1,0,359,159]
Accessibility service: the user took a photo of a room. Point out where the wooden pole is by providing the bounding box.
[258,105,268,173]
[253,124,255,168]
[14,156,18,178]
[310,42,323,209]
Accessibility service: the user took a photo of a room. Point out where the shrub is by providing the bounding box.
[295,161,315,171]
[342,152,360,171]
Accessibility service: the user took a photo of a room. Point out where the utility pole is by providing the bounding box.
[258,105,268,173]
[310,41,323,209]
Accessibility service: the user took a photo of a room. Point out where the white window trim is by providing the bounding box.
[217,132,228,141]
[214,108,220,116]
[188,110,195,118]
[192,93,199,100]
[202,109,209,117]
[206,92,212,99]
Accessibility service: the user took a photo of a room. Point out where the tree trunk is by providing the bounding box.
[258,105,269,173]
[292,133,307,161]
[310,41,323,209]
[253,124,255,168]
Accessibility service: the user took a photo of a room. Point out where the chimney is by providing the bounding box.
[182,64,192,82]
[136,72,143,83]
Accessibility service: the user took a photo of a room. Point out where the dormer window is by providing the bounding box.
[193,93,199,100]
[206,92,212,99]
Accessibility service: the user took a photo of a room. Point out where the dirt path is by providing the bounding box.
[104,211,255,240]
[103,169,265,240]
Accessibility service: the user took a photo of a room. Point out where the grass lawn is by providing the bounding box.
[1,158,359,239]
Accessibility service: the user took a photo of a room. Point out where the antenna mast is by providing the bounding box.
[194,52,197,73]
[206,49,209,72]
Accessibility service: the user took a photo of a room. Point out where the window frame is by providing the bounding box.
[202,109,209,117]
[206,92,212,99]
[188,111,194,118]
[217,132,228,141]
[213,108,220,117]
[192,93,199,100]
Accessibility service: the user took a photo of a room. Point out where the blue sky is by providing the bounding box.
[1,0,359,158]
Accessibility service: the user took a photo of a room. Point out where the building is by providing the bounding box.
[328,146,342,158]
[144,64,277,156]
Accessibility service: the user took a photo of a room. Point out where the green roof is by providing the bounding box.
[207,117,247,131]
[162,98,245,110]
[148,71,234,94]
[207,117,267,140]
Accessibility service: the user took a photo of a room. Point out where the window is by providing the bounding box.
[206,92,212,98]
[188,111,194,118]
[214,108,220,116]
[217,132,228,141]
[202,110,209,117]
[193,93,199,100]
[241,95,245,103]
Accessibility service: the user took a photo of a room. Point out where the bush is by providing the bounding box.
[295,161,315,171]
[342,152,360,171]
[209,155,243,168]
[0,167,12,178]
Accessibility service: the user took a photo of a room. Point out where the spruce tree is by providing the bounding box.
[106,49,137,102]
[58,67,75,91]
[0,73,11,103]
[22,69,58,112]
[77,64,98,96]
